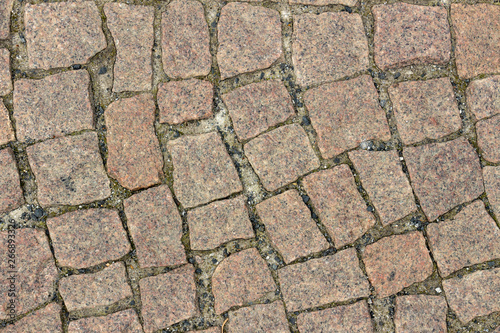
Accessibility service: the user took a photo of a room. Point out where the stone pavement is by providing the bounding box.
[0,0,499,332]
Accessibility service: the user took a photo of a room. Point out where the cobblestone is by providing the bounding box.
[3,303,62,333]
[477,115,500,163]
[0,148,24,214]
[226,301,289,333]
[0,49,12,95]
[68,309,143,333]
[466,75,500,120]
[290,0,357,5]
[394,295,447,333]
[0,0,13,39]
[0,101,14,146]
[484,166,500,219]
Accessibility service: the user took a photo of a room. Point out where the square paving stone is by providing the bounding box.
[13,70,93,142]
[0,101,14,146]
[466,75,500,120]
[47,209,131,269]
[226,301,290,333]
[403,137,483,221]
[388,78,462,145]
[3,303,62,333]
[68,309,143,333]
[212,248,276,314]
[0,48,12,95]
[372,3,451,70]
[0,0,13,39]
[24,2,106,69]
[140,264,199,332]
[304,75,391,158]
[362,232,434,298]
[167,131,242,208]
[484,166,500,219]
[244,124,319,191]
[222,80,295,141]
[218,3,282,79]
[124,185,186,268]
[477,114,500,163]
[0,148,24,214]
[292,12,369,87]
[26,131,111,207]
[302,165,376,248]
[256,189,329,263]
[188,195,254,251]
[394,295,447,333]
[278,248,370,311]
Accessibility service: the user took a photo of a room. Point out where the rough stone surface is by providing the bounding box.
[140,265,199,332]
[105,3,154,92]
[105,93,163,190]
[0,48,12,95]
[0,148,24,214]
[0,101,15,146]
[477,115,500,163]
[0,0,13,39]
[124,185,186,268]
[278,248,370,311]
[372,3,451,70]
[68,309,143,333]
[47,209,131,269]
[451,4,500,78]
[13,71,93,142]
[168,132,242,208]
[3,303,62,333]
[304,75,391,158]
[158,79,213,125]
[244,124,319,191]
[403,138,483,221]
[162,0,211,78]
[222,80,295,141]
[466,75,500,120]
[226,301,290,333]
[388,78,462,145]
[292,12,369,86]
[188,195,254,251]
[218,3,282,79]
[256,189,329,263]
[290,0,357,6]
[24,2,106,69]
[27,132,111,207]
[302,165,376,248]
[484,166,500,219]
[394,295,448,333]
[188,329,219,333]
[349,150,416,225]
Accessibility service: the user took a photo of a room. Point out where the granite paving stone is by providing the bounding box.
[484,166,500,219]
[0,0,13,39]
[0,101,15,146]
[188,329,219,333]
[466,75,500,120]
[0,148,24,214]
[225,301,290,333]
[477,115,500,163]
[290,0,357,6]
[394,295,447,333]
[0,48,12,95]
[68,309,143,333]
[3,303,62,333]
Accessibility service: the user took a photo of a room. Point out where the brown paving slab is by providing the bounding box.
[466,75,500,120]
[244,124,319,191]
[188,195,254,251]
[140,265,199,332]
[278,248,370,311]
[47,209,131,269]
[27,132,111,207]
[403,137,483,221]
[302,165,376,248]
[105,93,163,190]
[297,301,373,333]
[362,232,434,298]
[167,132,242,208]
[0,228,58,319]
[226,301,290,333]
[124,185,186,268]
[0,48,12,95]
[304,75,390,158]
[3,303,62,333]
[256,189,329,263]
[0,148,23,214]
[477,114,500,163]
[394,295,447,333]
[388,78,462,145]
[68,309,143,333]
[451,4,500,78]
[484,166,500,219]
[349,150,416,225]
[222,80,295,141]
[105,3,154,92]
[24,2,106,69]
[158,79,213,125]
[427,200,500,277]
[292,12,369,87]
[0,102,14,145]
[218,3,282,79]
[212,248,276,314]
[162,0,211,78]
[372,3,451,70]
[290,0,357,6]
[443,267,500,323]
[0,0,13,39]
[13,70,93,142]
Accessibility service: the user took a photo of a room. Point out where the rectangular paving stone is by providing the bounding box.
[0,103,15,145]
[0,48,12,95]
[394,295,447,333]
[4,303,62,333]
[278,248,370,311]
[68,309,143,333]
[0,0,13,39]
[484,166,500,219]
[466,75,500,120]
[290,0,357,6]
[477,114,500,163]
[13,70,93,142]
[226,301,290,333]
[124,185,186,268]
[0,148,24,214]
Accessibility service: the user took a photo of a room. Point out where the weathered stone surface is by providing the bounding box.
[105,93,163,190]
[124,185,186,268]
[0,148,23,214]
[218,3,282,79]
[168,132,242,208]
[466,75,500,120]
[290,0,357,6]
[188,195,254,251]
[0,49,12,95]
[105,3,154,92]
[24,2,106,69]
[403,138,483,221]
[3,303,62,333]
[302,165,376,248]
[484,166,500,219]
[278,248,370,311]
[27,132,111,207]
[13,70,93,142]
[222,80,294,141]
[389,78,462,145]
[68,309,143,333]
[292,12,369,86]
[212,248,276,314]
[188,329,219,333]
[226,301,290,333]
[0,103,14,145]
[394,295,447,333]
[0,0,13,39]
[162,0,211,78]
[373,3,451,70]
[477,114,500,163]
